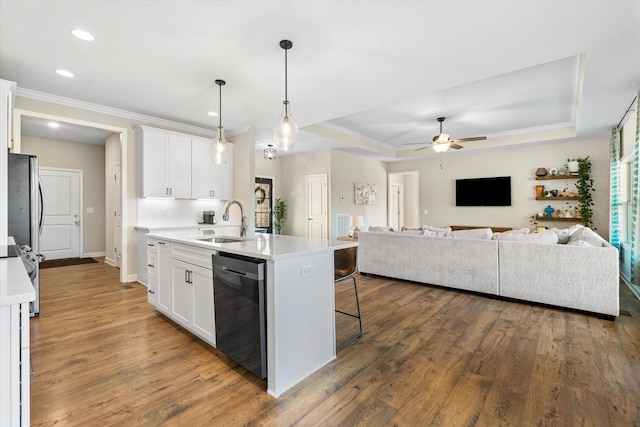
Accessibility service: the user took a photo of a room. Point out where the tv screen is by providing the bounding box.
[456,176,511,206]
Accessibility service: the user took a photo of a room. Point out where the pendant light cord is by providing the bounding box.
[219,83,222,128]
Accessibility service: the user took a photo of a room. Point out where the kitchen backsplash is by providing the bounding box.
[138,198,229,226]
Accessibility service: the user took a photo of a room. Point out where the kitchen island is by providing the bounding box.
[144,231,357,398]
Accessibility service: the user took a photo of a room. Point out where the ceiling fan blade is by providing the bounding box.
[450,136,486,143]
[449,143,464,150]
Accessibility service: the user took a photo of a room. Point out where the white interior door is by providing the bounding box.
[307,174,328,239]
[390,183,404,230]
[114,163,122,268]
[40,169,81,260]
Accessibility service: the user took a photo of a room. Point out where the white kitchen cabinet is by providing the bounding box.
[162,243,216,345]
[1,257,35,427]
[191,137,233,200]
[137,126,191,198]
[156,240,171,314]
[146,242,158,307]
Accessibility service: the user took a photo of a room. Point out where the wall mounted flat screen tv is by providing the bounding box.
[456,176,511,206]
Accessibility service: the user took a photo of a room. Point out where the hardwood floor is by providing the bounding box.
[31,260,640,426]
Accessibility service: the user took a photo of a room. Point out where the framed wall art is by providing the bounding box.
[354,182,376,205]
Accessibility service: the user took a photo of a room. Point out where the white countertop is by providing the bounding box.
[0,257,36,307]
[146,231,358,261]
[135,223,239,232]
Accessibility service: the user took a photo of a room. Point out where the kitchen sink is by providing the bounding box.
[196,237,245,244]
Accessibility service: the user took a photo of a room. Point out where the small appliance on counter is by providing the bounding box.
[203,210,217,224]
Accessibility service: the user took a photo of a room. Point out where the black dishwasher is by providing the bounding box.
[212,252,266,379]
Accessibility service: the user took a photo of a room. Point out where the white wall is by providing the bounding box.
[281,149,331,236]
[105,133,121,265]
[330,150,387,237]
[388,138,611,237]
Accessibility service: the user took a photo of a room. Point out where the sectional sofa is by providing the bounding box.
[357,226,619,318]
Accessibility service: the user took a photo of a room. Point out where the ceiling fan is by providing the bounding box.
[408,117,487,153]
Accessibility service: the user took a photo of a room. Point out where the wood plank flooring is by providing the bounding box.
[30,259,640,426]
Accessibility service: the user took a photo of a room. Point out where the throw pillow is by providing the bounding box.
[451,228,493,240]
[400,229,424,235]
[567,227,604,247]
[368,226,393,233]
[492,227,529,240]
[550,224,585,244]
[423,225,452,233]
[423,229,451,238]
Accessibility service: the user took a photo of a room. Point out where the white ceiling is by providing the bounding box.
[1,1,639,161]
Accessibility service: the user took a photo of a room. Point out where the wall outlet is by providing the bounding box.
[301,265,313,278]
[86,207,94,214]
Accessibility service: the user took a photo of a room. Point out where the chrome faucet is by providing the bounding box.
[222,200,248,237]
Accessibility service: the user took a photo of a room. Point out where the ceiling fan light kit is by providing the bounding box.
[274,39,298,151]
[211,79,229,165]
[404,116,487,154]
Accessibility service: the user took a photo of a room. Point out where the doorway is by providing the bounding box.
[254,177,273,234]
[388,171,419,229]
[14,109,129,282]
[40,168,82,260]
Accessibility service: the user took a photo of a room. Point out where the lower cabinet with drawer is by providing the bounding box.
[148,240,216,347]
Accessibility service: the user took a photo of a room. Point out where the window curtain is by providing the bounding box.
[609,127,621,247]
[631,90,640,287]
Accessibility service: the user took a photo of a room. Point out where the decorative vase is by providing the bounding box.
[535,167,548,177]
[551,189,558,197]
[544,205,554,218]
[535,185,544,197]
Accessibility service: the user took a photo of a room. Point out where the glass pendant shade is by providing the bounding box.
[432,142,450,153]
[212,79,228,164]
[274,101,298,151]
[212,126,228,164]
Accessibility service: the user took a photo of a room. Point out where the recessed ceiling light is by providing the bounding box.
[70,29,95,41]
[55,69,74,78]
[47,122,60,128]
[208,111,218,117]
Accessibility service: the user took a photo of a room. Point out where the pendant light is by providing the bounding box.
[264,144,277,160]
[274,39,298,151]
[211,79,228,164]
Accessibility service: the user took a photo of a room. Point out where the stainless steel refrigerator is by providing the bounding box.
[8,153,43,316]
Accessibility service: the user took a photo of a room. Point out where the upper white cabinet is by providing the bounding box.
[137,125,233,200]
[137,126,191,198]
[191,137,233,200]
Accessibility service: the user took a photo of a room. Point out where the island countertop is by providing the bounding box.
[146,231,358,260]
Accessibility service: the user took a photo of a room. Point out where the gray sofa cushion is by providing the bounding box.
[452,228,493,240]
[494,229,558,245]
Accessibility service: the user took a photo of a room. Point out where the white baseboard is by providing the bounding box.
[104,257,116,267]
[84,251,106,258]
[127,273,137,283]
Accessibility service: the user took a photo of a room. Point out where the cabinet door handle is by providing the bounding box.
[148,290,155,294]
[188,270,193,284]
[148,264,154,268]
[185,270,189,283]
[147,243,155,247]
[158,241,166,245]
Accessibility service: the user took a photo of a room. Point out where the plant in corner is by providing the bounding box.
[570,156,595,228]
[273,198,287,234]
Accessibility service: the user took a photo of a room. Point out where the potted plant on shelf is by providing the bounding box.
[273,198,287,234]
[572,156,595,228]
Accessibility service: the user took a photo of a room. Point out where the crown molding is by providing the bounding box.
[16,87,218,137]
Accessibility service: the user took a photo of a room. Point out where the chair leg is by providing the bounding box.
[336,276,363,351]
